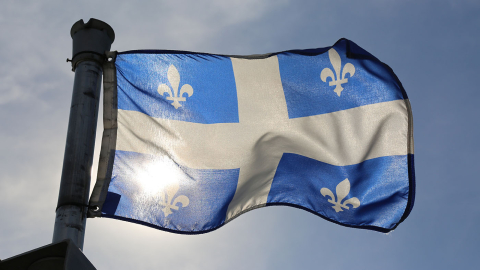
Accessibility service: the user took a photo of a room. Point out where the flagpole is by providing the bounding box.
[52,18,114,250]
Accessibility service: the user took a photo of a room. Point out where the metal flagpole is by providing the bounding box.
[52,18,114,250]
[0,18,114,270]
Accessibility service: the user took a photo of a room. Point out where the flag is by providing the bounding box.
[89,38,415,233]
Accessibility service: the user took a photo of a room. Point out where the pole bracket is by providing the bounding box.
[69,51,106,71]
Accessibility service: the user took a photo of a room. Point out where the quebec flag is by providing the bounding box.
[89,39,415,233]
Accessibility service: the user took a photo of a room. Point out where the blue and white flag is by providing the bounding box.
[89,39,415,233]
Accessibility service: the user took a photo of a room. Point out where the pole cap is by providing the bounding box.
[71,18,115,41]
[70,19,115,70]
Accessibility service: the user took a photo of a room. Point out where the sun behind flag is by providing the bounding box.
[88,38,415,233]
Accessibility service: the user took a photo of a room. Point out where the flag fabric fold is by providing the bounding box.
[89,38,415,233]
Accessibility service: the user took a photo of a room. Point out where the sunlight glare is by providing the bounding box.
[134,156,184,196]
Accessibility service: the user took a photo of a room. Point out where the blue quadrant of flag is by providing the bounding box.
[104,150,239,232]
[116,53,239,124]
[92,38,415,233]
[268,153,411,229]
[278,41,406,118]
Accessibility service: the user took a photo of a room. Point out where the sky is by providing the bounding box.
[1,0,479,269]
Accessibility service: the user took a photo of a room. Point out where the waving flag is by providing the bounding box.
[88,39,415,233]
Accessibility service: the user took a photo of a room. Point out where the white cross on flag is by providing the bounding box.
[89,39,415,233]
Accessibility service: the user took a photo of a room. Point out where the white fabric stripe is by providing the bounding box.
[234,57,289,123]
[406,99,415,155]
[226,57,287,220]
[115,55,410,221]
[116,99,409,168]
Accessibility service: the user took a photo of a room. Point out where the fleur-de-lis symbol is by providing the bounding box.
[158,65,194,109]
[159,180,190,217]
[320,48,355,96]
[320,179,360,213]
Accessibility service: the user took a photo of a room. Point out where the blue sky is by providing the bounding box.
[1,0,479,269]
